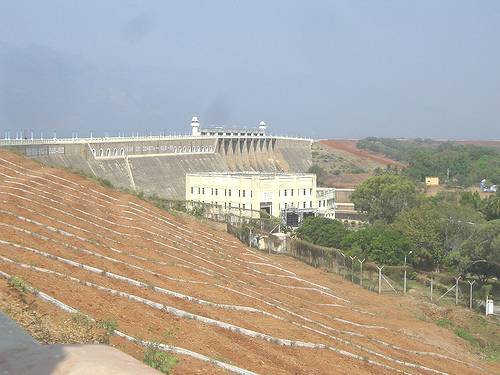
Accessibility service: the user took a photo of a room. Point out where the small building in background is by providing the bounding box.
[316,187,336,218]
[425,176,440,186]
[333,188,364,223]
[186,172,317,219]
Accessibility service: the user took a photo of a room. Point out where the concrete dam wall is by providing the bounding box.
[1,135,312,199]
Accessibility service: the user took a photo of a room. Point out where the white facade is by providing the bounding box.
[316,187,336,218]
[186,172,317,218]
[190,116,267,137]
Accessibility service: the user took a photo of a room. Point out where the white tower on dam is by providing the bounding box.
[259,121,267,134]
[191,116,200,136]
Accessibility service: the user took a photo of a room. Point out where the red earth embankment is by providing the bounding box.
[0,150,497,374]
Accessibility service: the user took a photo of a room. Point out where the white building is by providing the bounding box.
[186,172,317,218]
[316,187,336,218]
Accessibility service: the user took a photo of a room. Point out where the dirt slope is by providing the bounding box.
[0,150,497,374]
[320,140,405,167]
[313,140,404,188]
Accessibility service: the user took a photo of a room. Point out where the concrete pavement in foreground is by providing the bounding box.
[0,311,159,375]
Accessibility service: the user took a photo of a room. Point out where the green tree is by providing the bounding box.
[481,191,500,220]
[449,220,500,281]
[307,164,326,186]
[393,205,443,271]
[351,174,418,223]
[341,225,413,265]
[394,202,484,271]
[460,191,481,209]
[296,216,347,248]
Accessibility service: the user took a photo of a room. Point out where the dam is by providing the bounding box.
[0,118,313,199]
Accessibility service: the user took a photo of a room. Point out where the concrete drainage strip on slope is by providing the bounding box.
[0,157,485,375]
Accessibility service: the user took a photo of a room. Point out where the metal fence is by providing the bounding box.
[227,222,499,317]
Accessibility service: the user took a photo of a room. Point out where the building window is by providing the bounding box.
[215,188,218,196]
[211,188,214,195]
[224,189,227,196]
[310,201,313,208]
[191,187,194,194]
[238,190,241,197]
[284,189,287,197]
[251,191,253,198]
[242,190,245,198]
[303,188,306,195]
[284,203,288,208]
[303,202,306,208]
[229,189,232,197]
[310,188,313,195]
[202,188,205,195]
[229,202,232,208]
[198,187,201,194]
[291,189,294,196]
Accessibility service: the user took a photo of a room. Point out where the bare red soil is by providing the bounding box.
[0,150,497,374]
[320,140,406,167]
[455,140,500,148]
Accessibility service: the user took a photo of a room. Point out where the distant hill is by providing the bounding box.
[311,140,404,188]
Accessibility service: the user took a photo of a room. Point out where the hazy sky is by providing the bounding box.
[1,1,499,139]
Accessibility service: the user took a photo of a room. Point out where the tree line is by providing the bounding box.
[296,174,500,281]
[357,137,500,187]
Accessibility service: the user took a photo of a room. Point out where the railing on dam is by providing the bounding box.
[0,133,312,147]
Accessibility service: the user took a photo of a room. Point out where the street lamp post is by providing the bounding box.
[404,251,413,295]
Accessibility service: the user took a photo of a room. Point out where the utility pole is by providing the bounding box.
[430,277,433,302]
[455,276,461,305]
[349,256,356,283]
[376,265,384,295]
[468,280,476,309]
[404,251,413,295]
[340,252,346,279]
[358,258,365,287]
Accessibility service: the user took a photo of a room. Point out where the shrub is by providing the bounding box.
[97,318,118,334]
[8,276,29,293]
[454,327,478,346]
[143,346,178,374]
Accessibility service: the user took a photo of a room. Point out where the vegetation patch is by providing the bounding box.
[454,326,478,346]
[8,276,29,293]
[357,137,500,187]
[143,346,179,374]
[97,317,118,335]
[436,318,453,328]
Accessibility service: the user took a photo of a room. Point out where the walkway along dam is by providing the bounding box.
[0,133,312,199]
